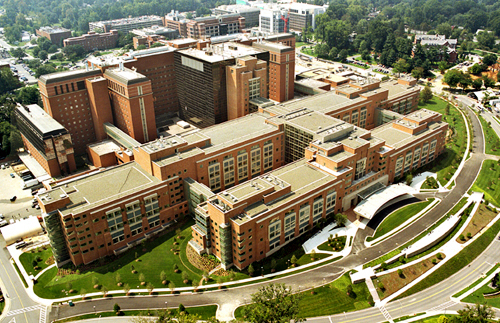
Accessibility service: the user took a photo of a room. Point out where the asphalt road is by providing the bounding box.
[48,101,487,322]
[0,237,43,323]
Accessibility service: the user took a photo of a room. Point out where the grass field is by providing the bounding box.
[317,236,346,252]
[421,177,439,189]
[411,315,457,322]
[471,160,500,206]
[368,200,433,242]
[478,115,500,156]
[301,47,317,57]
[19,246,54,275]
[396,216,500,299]
[295,42,311,48]
[54,305,218,322]
[234,273,372,319]
[418,97,468,186]
[363,198,468,269]
[34,222,207,299]
[462,282,500,308]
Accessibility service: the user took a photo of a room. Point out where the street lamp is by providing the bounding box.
[93,305,96,314]
[261,266,264,277]
[165,301,168,310]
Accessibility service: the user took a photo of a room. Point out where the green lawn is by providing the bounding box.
[411,315,457,322]
[421,177,439,190]
[350,55,377,65]
[19,246,54,276]
[364,198,468,269]
[453,263,500,298]
[34,222,206,299]
[368,199,433,241]
[300,47,317,57]
[317,236,346,252]
[418,97,468,186]
[234,273,372,319]
[471,159,500,206]
[478,115,500,156]
[13,262,28,288]
[462,283,500,308]
[397,216,500,299]
[54,305,217,322]
[295,42,310,48]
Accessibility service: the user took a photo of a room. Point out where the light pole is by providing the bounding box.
[165,301,168,310]
[93,305,96,314]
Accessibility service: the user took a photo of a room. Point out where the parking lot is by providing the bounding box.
[0,164,39,221]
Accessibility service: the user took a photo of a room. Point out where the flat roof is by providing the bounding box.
[379,80,418,100]
[104,67,149,85]
[179,42,264,63]
[154,147,204,167]
[39,162,160,216]
[280,90,366,114]
[39,68,102,85]
[230,159,336,224]
[88,140,121,156]
[16,103,67,136]
[252,41,293,53]
[193,113,279,153]
[372,121,447,149]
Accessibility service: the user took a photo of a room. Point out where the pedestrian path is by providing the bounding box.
[5,304,44,316]
[39,305,47,323]
[379,305,393,323]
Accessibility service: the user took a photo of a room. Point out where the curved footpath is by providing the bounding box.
[43,101,491,322]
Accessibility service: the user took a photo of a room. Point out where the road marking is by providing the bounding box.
[395,261,489,312]
[379,305,393,323]
[39,306,47,323]
[5,305,44,316]
[428,300,457,312]
[8,318,16,323]
[0,256,29,323]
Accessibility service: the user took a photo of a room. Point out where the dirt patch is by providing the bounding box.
[457,204,497,244]
[373,254,446,299]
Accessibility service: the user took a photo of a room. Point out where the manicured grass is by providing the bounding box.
[457,204,497,243]
[234,273,372,319]
[300,47,317,57]
[295,42,310,48]
[478,115,500,156]
[421,176,439,189]
[411,315,457,322]
[374,254,445,299]
[350,55,377,65]
[368,200,433,241]
[453,263,500,298]
[471,160,500,206]
[317,236,346,252]
[13,262,28,288]
[363,198,468,269]
[397,215,500,299]
[418,97,468,186]
[54,305,218,322]
[19,246,54,275]
[34,222,206,299]
[462,281,500,308]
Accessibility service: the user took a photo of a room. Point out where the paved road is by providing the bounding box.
[48,100,487,322]
[0,237,43,323]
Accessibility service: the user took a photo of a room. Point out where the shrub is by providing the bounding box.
[436,253,443,260]
[466,232,472,239]
[160,271,167,283]
[248,264,255,276]
[378,282,385,291]
[32,260,37,267]
[173,264,179,273]
[432,258,437,265]
[380,262,388,270]
[399,256,406,264]
[397,269,403,277]
[346,284,353,296]
[139,273,146,285]
[113,303,121,315]
[182,271,189,283]
[115,273,122,285]
[179,303,186,313]
[459,234,465,241]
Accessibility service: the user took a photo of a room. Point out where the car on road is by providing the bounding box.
[10,196,16,202]
[10,173,14,178]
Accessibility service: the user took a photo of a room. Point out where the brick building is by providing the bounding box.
[36,27,72,46]
[89,16,164,33]
[16,103,76,177]
[63,30,119,52]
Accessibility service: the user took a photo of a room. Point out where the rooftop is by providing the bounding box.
[372,120,447,149]
[91,15,163,26]
[252,41,294,53]
[379,80,419,100]
[179,42,264,63]
[38,26,71,33]
[39,162,160,216]
[279,90,366,114]
[16,103,67,137]
[104,67,149,85]
[39,68,102,85]
[88,140,122,156]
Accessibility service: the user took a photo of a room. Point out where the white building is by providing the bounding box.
[259,8,287,33]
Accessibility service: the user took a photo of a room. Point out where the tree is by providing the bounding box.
[338,49,348,62]
[477,31,495,49]
[9,47,25,60]
[62,44,85,61]
[458,73,472,91]
[139,273,146,284]
[472,78,483,90]
[38,50,48,60]
[242,284,304,323]
[393,58,410,74]
[102,285,109,297]
[405,174,413,185]
[92,276,99,288]
[482,53,498,66]
[248,263,255,276]
[168,282,176,294]
[123,283,131,295]
[335,213,347,226]
[179,303,186,313]
[270,258,277,272]
[443,69,463,88]
[421,86,433,103]
[411,67,424,80]
[182,271,189,283]
[445,104,450,116]
[290,255,298,267]
[114,303,121,315]
[469,63,483,75]
[0,68,22,95]
[115,273,122,285]
[482,76,495,88]
[146,283,154,295]
[160,271,167,284]
[456,303,494,322]
[80,288,87,299]
[35,65,57,78]
[438,61,448,74]
[16,86,41,105]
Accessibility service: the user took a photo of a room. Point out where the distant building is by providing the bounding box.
[15,103,76,177]
[164,11,188,38]
[89,16,164,33]
[130,25,179,40]
[214,5,261,28]
[413,34,458,63]
[36,27,72,45]
[259,8,288,34]
[63,30,119,52]
[287,3,325,31]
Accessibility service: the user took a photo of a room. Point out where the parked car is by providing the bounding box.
[10,173,15,178]
[10,196,16,202]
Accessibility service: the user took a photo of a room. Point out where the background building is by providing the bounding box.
[63,30,119,52]
[259,8,288,34]
[287,3,326,31]
[16,103,76,177]
[215,5,261,27]
[89,16,164,33]
[36,27,72,45]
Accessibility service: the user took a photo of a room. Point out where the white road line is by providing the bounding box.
[39,306,47,323]
[5,305,44,316]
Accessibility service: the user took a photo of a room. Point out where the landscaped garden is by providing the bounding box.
[396,216,500,299]
[462,275,500,308]
[418,97,468,186]
[421,176,439,190]
[471,159,500,206]
[367,199,434,242]
[234,273,373,319]
[317,235,346,252]
[478,115,500,156]
[19,245,54,276]
[373,253,445,299]
[456,203,497,244]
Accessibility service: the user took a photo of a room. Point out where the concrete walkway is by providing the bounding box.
[302,220,362,258]
[410,171,441,191]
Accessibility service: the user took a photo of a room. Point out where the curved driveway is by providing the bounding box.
[44,101,490,322]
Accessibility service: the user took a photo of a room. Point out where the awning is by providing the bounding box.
[354,184,416,220]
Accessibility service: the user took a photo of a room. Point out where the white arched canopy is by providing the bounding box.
[354,184,416,220]
[1,217,42,245]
